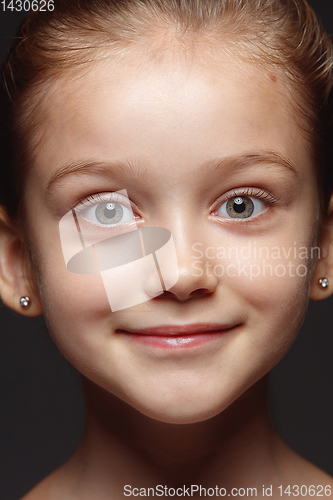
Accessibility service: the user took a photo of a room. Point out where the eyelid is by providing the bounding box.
[72,192,133,213]
[211,187,280,211]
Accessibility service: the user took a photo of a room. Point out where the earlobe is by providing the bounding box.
[309,199,333,301]
[309,273,331,301]
[309,241,331,300]
[0,207,43,317]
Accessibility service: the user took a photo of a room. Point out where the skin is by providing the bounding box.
[0,43,333,498]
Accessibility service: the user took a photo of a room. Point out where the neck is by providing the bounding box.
[65,376,283,497]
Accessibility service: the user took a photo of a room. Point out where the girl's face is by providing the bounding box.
[24,46,319,423]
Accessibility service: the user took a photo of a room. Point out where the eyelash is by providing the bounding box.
[221,187,279,205]
[212,187,280,220]
[71,192,129,213]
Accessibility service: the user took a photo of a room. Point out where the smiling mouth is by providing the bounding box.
[116,323,239,349]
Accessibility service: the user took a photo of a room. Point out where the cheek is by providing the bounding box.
[224,239,313,362]
[31,235,112,356]
[45,276,107,348]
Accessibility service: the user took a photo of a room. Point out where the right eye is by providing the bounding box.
[73,192,137,228]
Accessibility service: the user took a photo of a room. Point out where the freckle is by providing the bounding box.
[268,73,277,83]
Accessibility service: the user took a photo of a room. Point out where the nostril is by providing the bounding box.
[189,288,214,299]
[155,288,214,302]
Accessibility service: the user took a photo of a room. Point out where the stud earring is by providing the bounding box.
[20,296,31,308]
[318,278,329,289]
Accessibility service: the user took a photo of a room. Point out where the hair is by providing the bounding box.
[0,0,332,223]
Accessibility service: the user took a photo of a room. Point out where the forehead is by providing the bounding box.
[33,46,312,187]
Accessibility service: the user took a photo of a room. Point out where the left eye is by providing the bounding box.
[80,201,135,227]
[216,196,266,219]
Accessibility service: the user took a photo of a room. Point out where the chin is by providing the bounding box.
[127,393,229,424]
[139,406,223,424]
[107,369,251,425]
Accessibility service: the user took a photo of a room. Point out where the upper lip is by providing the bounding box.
[118,323,237,336]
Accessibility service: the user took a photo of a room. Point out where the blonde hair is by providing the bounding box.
[0,0,332,217]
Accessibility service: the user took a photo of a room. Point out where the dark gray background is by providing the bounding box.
[1,2,333,499]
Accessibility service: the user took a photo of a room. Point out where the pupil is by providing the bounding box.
[233,201,246,213]
[104,203,116,219]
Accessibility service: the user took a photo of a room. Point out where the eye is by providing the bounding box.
[216,195,266,219]
[77,195,136,227]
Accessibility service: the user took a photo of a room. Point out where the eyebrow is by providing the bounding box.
[199,150,299,179]
[45,150,299,191]
[46,159,151,191]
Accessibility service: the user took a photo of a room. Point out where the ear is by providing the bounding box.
[309,198,333,301]
[0,206,43,316]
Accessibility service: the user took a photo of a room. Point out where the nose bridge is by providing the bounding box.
[166,208,215,264]
[172,222,204,272]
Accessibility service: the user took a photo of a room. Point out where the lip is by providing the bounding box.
[117,323,238,349]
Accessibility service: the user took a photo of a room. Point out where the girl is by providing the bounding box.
[0,0,332,498]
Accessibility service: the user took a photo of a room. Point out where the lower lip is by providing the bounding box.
[121,330,233,349]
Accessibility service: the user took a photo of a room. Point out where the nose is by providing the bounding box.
[163,268,218,302]
[160,236,219,302]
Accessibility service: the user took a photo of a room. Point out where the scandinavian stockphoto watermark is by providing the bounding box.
[191,242,321,280]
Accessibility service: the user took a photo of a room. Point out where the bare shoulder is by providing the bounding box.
[292,457,333,487]
[19,444,87,499]
[20,463,77,500]
[274,437,333,496]
[278,458,333,500]
[20,471,58,500]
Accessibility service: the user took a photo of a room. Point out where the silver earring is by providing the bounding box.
[20,296,31,308]
[318,278,329,289]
